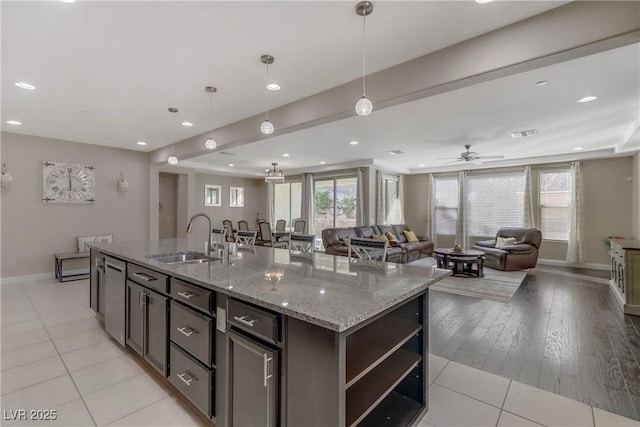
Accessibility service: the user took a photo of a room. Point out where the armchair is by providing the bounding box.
[472,227,542,271]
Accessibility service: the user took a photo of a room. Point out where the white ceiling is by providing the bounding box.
[2,1,638,176]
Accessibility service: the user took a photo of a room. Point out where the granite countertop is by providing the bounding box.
[91,238,450,332]
[611,239,640,250]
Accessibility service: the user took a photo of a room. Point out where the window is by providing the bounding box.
[539,170,570,240]
[230,187,244,207]
[467,172,525,237]
[314,176,357,239]
[273,182,302,228]
[204,184,221,206]
[434,177,458,235]
[381,175,401,224]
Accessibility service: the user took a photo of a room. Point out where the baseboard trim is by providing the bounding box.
[0,272,55,285]
[537,259,609,271]
[533,267,609,285]
[609,280,626,310]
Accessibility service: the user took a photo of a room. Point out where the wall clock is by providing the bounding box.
[42,161,95,203]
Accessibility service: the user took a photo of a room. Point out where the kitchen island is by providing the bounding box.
[89,238,450,427]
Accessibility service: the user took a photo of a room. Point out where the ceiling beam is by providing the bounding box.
[150,1,640,165]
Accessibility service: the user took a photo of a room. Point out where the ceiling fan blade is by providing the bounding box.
[437,157,463,160]
[478,155,505,160]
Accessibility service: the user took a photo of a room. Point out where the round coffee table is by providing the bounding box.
[434,248,485,277]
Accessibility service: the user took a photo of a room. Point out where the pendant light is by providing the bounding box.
[260,55,275,135]
[167,107,179,165]
[354,1,373,116]
[204,86,218,150]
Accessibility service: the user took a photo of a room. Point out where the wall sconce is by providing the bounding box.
[117,173,128,192]
[1,163,13,188]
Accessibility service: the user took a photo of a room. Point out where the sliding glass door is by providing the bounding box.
[314,176,357,242]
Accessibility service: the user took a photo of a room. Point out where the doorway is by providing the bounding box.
[159,172,178,238]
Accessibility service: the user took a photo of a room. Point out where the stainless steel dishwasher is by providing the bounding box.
[104,256,126,346]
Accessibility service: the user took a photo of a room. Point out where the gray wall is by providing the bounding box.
[187,173,265,242]
[403,156,634,265]
[1,132,149,278]
[633,151,640,240]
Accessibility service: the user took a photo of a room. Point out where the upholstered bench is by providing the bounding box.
[54,234,112,282]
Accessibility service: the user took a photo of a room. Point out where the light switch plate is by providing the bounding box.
[216,307,226,332]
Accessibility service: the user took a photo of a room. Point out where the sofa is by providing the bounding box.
[472,227,542,271]
[322,224,434,263]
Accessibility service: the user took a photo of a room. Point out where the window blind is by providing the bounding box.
[467,172,525,237]
[434,177,458,235]
[539,171,569,240]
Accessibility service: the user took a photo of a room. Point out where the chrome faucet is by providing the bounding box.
[186,212,214,253]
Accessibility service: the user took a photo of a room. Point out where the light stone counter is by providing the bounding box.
[91,238,450,332]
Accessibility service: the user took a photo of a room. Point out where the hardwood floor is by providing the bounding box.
[429,269,640,420]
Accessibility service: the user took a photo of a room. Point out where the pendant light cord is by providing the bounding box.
[265,62,270,120]
[362,12,367,97]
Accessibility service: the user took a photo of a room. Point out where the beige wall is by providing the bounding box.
[1,132,149,278]
[633,151,640,240]
[403,156,634,265]
[188,173,264,242]
[158,173,178,238]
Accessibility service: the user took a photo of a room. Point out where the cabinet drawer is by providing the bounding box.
[227,299,280,345]
[171,279,214,314]
[127,264,168,295]
[169,343,213,418]
[170,301,213,367]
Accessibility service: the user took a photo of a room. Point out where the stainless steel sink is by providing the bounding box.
[147,251,220,264]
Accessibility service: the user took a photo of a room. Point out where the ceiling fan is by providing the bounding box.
[439,145,505,163]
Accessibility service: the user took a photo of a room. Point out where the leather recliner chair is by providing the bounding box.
[472,227,542,271]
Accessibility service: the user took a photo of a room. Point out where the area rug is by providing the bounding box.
[408,257,528,303]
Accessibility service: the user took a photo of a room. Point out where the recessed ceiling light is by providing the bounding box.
[386,150,405,155]
[349,140,359,145]
[573,146,584,151]
[14,82,36,90]
[265,169,271,172]
[535,80,547,86]
[281,302,289,307]
[136,141,147,146]
[266,83,281,91]
[475,0,494,3]
[6,120,22,125]
[282,153,290,157]
[228,163,235,167]
[181,121,193,127]
[418,164,425,167]
[60,0,76,3]
[320,161,327,165]
[577,96,597,103]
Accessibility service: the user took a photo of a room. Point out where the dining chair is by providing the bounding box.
[211,228,227,248]
[293,219,306,233]
[275,219,286,232]
[237,220,249,231]
[222,219,234,242]
[258,221,288,248]
[348,237,388,261]
[235,230,257,246]
[289,234,315,253]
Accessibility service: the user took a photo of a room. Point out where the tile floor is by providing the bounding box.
[1,277,638,427]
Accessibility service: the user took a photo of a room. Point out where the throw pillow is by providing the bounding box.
[341,237,351,246]
[385,231,398,241]
[77,234,113,253]
[495,237,516,249]
[372,234,389,241]
[403,230,419,243]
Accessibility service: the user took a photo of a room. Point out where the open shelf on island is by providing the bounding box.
[357,390,424,427]
[346,349,422,427]
[346,316,422,388]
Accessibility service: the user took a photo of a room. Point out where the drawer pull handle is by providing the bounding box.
[132,272,156,282]
[177,291,197,300]
[263,354,273,387]
[233,315,256,327]
[177,371,193,386]
[177,326,195,337]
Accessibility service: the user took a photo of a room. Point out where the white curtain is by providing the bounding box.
[397,174,405,224]
[376,171,384,224]
[456,171,469,249]
[523,166,535,228]
[266,182,275,228]
[426,174,437,246]
[301,173,315,235]
[567,161,586,263]
[356,168,365,226]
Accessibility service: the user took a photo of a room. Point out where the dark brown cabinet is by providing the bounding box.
[126,280,168,376]
[89,249,105,316]
[227,329,279,427]
[104,256,126,346]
